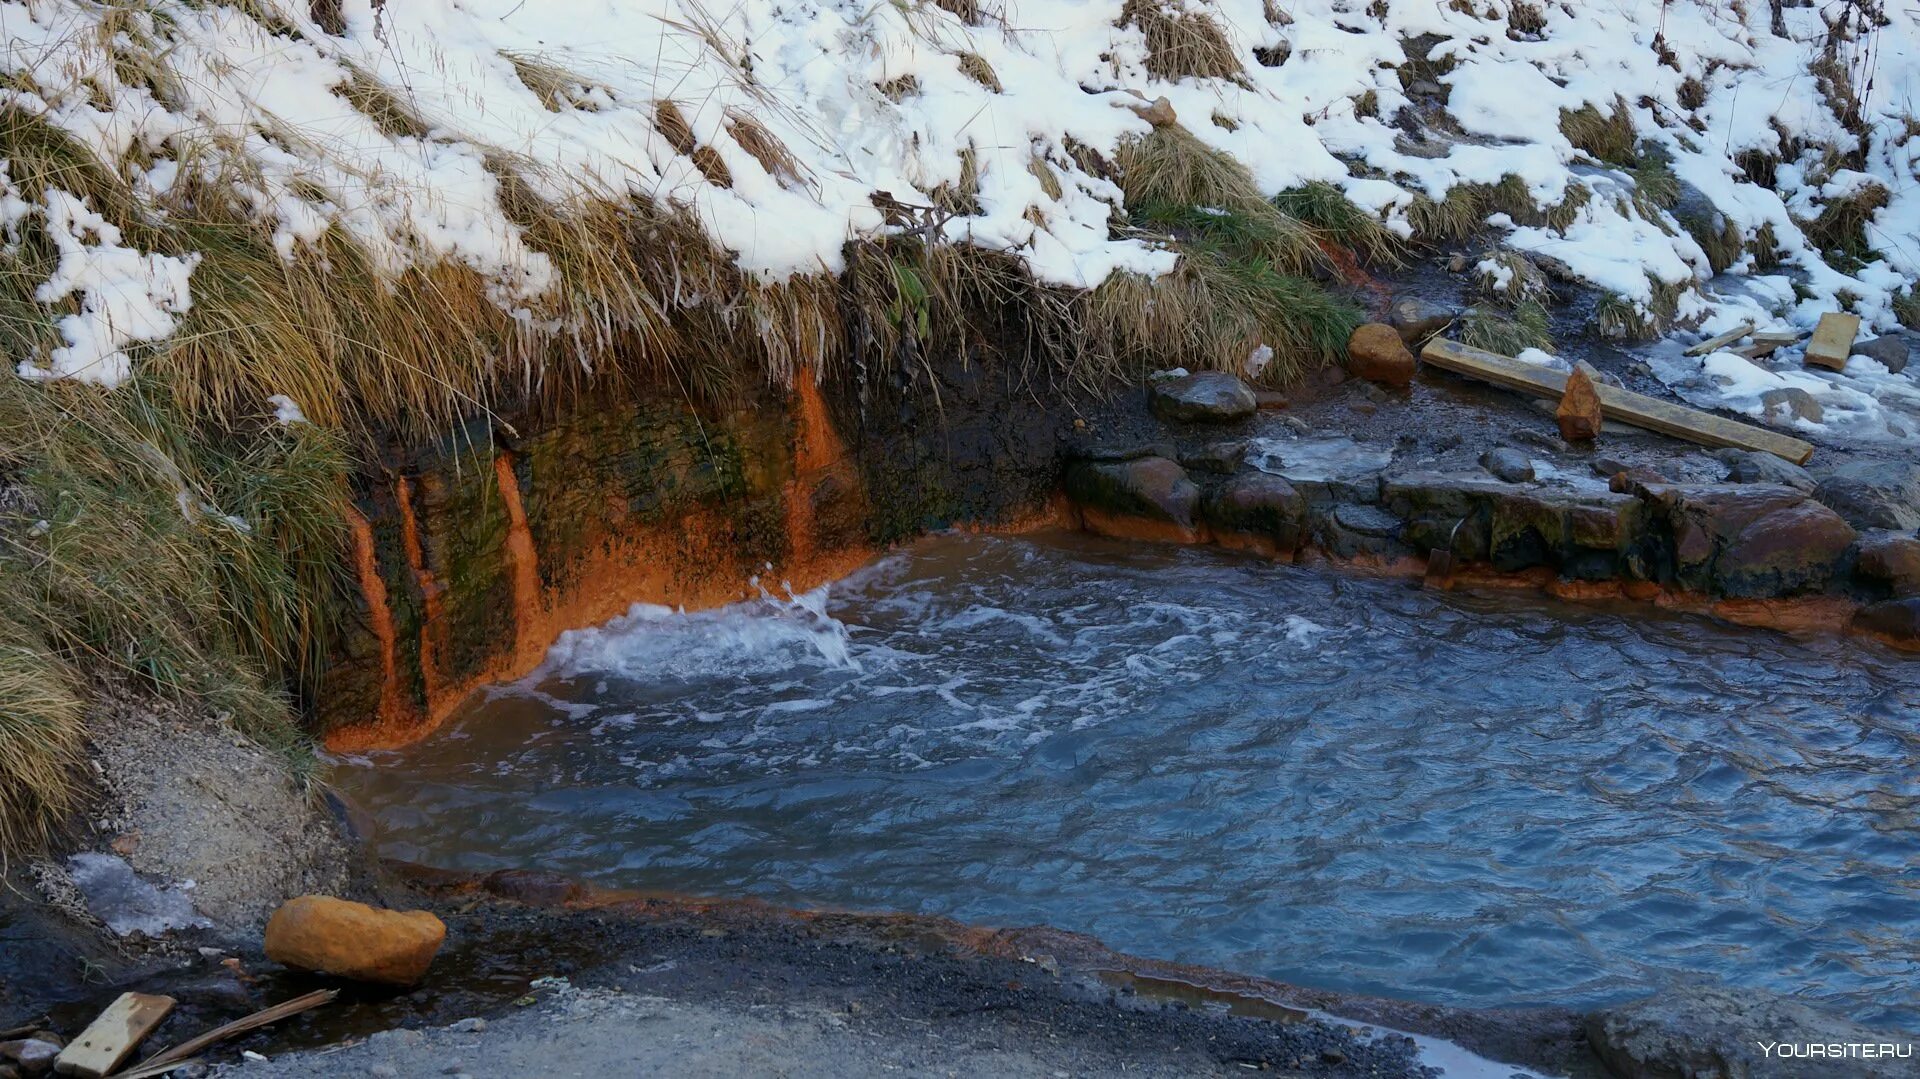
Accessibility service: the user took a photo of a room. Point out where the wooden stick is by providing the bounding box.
[121,989,337,1075]
[1682,320,1755,356]
[1420,338,1815,464]
[54,993,174,1079]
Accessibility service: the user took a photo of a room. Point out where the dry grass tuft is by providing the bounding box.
[956,52,1002,92]
[934,0,983,24]
[502,51,610,112]
[727,111,806,185]
[0,614,87,855]
[654,101,733,187]
[1115,125,1320,273]
[1803,179,1889,264]
[1121,0,1245,81]
[336,64,431,139]
[1559,99,1636,166]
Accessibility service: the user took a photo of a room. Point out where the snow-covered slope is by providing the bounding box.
[3,0,1917,391]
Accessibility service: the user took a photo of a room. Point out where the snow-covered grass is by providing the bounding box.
[1,0,1915,411]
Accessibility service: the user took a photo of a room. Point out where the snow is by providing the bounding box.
[66,852,212,937]
[0,0,1915,402]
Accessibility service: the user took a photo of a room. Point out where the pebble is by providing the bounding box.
[449,1018,488,1033]
[371,1065,399,1078]
[1480,447,1535,483]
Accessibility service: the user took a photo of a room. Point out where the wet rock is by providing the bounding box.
[1813,459,1920,531]
[1854,597,1920,647]
[483,869,585,906]
[1586,987,1913,1079]
[1759,386,1823,424]
[1321,503,1406,558]
[1179,441,1248,476]
[1854,531,1920,597]
[264,896,447,986]
[1717,449,1816,493]
[1064,457,1199,532]
[1479,447,1534,483]
[1851,334,1910,373]
[1147,372,1257,423]
[1067,440,1178,464]
[1556,365,1603,442]
[1385,296,1454,345]
[1253,390,1290,410]
[0,1040,57,1077]
[1345,323,1417,386]
[1201,473,1307,553]
[1640,484,1857,596]
[1607,467,1667,493]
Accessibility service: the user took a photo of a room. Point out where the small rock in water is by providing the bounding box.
[1345,323,1417,386]
[1851,334,1911,373]
[1716,449,1816,493]
[264,896,447,986]
[1385,296,1454,345]
[1759,386,1823,424]
[449,1018,488,1034]
[1587,987,1912,1079]
[1179,440,1248,475]
[1479,447,1535,483]
[1147,371,1257,423]
[1556,364,1603,442]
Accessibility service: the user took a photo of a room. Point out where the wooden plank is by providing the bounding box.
[53,992,174,1078]
[1420,338,1816,464]
[1682,320,1755,356]
[1731,342,1779,362]
[1804,312,1860,370]
[1751,329,1805,346]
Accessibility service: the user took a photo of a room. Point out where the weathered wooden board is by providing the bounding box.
[1751,329,1805,346]
[1420,338,1816,464]
[53,992,174,1078]
[1804,312,1860,370]
[1682,320,1755,356]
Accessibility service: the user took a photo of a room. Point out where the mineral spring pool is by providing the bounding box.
[336,531,1920,1028]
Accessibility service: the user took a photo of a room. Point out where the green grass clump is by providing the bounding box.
[1273,181,1401,264]
[1560,100,1637,166]
[1115,126,1322,273]
[1895,289,1920,332]
[1461,300,1553,356]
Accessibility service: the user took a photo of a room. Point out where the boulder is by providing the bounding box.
[264,896,446,986]
[1586,987,1914,1079]
[1064,457,1199,533]
[1813,459,1920,531]
[1760,387,1823,424]
[1201,473,1307,553]
[1479,447,1535,483]
[1556,364,1604,442]
[1853,531,1920,597]
[0,1040,57,1077]
[1345,323,1416,386]
[1147,371,1257,423]
[1179,440,1249,475]
[1854,597,1920,647]
[1851,334,1910,373]
[1717,449,1816,493]
[1385,296,1454,345]
[1640,483,1857,596]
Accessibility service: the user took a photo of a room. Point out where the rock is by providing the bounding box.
[1479,447,1535,483]
[1147,371,1257,423]
[1717,449,1816,493]
[1253,390,1290,410]
[1556,364,1604,442]
[1179,440,1248,475]
[370,1065,399,1079]
[1640,483,1857,596]
[1064,457,1200,536]
[1127,95,1177,128]
[483,869,584,906]
[0,1040,58,1077]
[1851,334,1910,373]
[1813,459,1920,531]
[1587,987,1913,1079]
[449,1017,488,1034]
[1067,440,1178,464]
[264,896,447,986]
[1200,473,1306,553]
[1385,296,1454,345]
[1854,597,1920,646]
[1606,467,1668,493]
[1345,323,1417,386]
[1854,531,1920,596]
[1759,386,1823,424]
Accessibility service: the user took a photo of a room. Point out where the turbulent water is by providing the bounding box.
[338,531,1920,1028]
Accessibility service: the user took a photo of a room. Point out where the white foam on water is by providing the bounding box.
[538,585,859,683]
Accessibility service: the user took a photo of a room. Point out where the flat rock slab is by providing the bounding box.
[1148,372,1257,423]
[1587,988,1914,1079]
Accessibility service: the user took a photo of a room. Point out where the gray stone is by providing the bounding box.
[1851,334,1911,374]
[1479,447,1535,483]
[1063,457,1199,532]
[1147,371,1257,423]
[1587,987,1915,1079]
[1814,459,1920,531]
[1716,449,1816,493]
[1855,597,1920,647]
[1854,531,1920,597]
[1332,503,1404,538]
[1179,440,1248,475]
[1759,387,1823,424]
[1066,440,1177,464]
[0,1040,58,1076]
[1385,296,1455,345]
[1201,473,1306,553]
[1639,483,1857,596]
